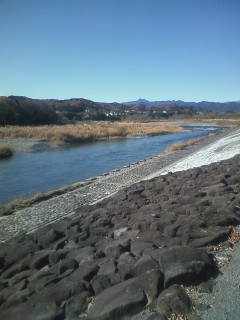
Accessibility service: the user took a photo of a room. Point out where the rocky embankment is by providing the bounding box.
[0,154,240,319]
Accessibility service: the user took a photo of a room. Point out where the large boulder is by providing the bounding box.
[157,284,191,318]
[159,246,214,287]
[87,278,146,320]
[0,293,63,320]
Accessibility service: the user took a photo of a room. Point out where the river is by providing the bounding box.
[0,126,220,205]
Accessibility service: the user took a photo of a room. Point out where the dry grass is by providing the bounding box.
[0,144,13,158]
[189,118,240,126]
[165,137,204,154]
[165,142,187,153]
[0,122,182,144]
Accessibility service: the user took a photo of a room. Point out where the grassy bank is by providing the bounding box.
[0,121,183,144]
[0,144,13,158]
[165,136,210,153]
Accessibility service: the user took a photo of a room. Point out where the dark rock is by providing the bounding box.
[97,258,117,276]
[159,246,214,287]
[67,262,99,282]
[131,241,154,257]
[48,250,65,266]
[132,254,159,276]
[28,250,51,269]
[8,269,33,287]
[58,258,79,275]
[91,275,111,295]
[37,229,64,248]
[2,279,28,301]
[157,284,191,318]
[104,240,130,259]
[66,246,96,263]
[65,291,90,319]
[0,260,29,280]
[139,269,164,305]
[117,252,137,279]
[187,228,230,247]
[40,277,88,306]
[87,278,146,320]
[0,237,39,269]
[0,288,33,310]
[28,273,58,292]
[0,293,63,320]
[52,237,68,250]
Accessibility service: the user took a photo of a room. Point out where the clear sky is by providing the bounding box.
[0,0,239,102]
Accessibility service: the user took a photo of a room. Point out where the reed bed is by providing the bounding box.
[0,122,182,144]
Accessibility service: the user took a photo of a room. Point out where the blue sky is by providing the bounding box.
[0,0,239,102]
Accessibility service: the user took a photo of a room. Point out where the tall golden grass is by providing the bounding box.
[0,122,183,144]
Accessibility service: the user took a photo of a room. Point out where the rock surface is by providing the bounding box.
[0,154,240,319]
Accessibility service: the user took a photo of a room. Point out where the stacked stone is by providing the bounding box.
[0,155,240,319]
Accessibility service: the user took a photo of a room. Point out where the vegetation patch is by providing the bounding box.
[0,122,183,145]
[165,137,206,154]
[0,144,13,158]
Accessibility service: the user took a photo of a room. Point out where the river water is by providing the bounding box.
[0,126,220,205]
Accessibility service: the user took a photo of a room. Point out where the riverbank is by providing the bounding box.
[0,128,240,319]
[0,121,183,147]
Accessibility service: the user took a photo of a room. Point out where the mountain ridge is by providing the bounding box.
[123,98,240,112]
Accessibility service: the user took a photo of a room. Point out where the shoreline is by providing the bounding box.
[0,126,229,216]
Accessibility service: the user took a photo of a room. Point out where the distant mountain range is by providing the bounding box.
[1,95,240,126]
[123,98,240,112]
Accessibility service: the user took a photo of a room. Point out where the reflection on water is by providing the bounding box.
[0,127,220,205]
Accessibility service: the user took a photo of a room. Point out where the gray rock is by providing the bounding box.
[87,278,146,320]
[97,258,117,276]
[28,250,51,269]
[8,269,33,287]
[131,241,155,257]
[132,254,160,276]
[58,258,79,275]
[159,246,214,287]
[37,228,64,248]
[139,269,164,305]
[65,291,90,319]
[0,293,63,320]
[91,275,111,295]
[104,240,130,259]
[157,284,191,318]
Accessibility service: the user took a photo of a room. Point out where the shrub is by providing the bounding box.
[165,142,187,153]
[0,144,13,158]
